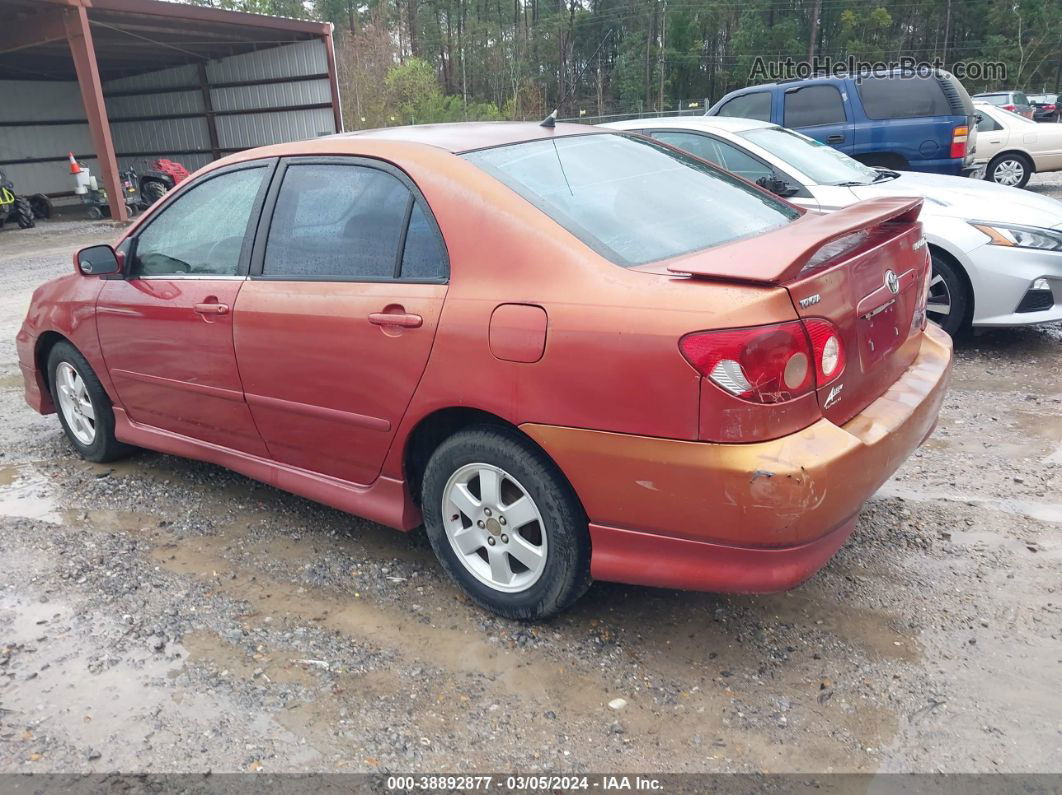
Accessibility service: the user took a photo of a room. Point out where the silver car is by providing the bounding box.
[603,116,1062,336]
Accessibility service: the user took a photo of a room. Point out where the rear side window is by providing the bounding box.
[784,85,846,127]
[976,113,1002,132]
[262,163,446,281]
[716,92,772,121]
[858,76,950,119]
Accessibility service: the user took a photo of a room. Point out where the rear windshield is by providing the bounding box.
[976,94,1009,105]
[463,134,799,267]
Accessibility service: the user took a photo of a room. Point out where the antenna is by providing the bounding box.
[541,28,615,128]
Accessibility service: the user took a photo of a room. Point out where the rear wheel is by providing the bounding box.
[141,180,168,206]
[986,153,1032,188]
[47,342,133,463]
[13,196,34,229]
[29,194,51,219]
[421,425,591,620]
[927,252,969,337]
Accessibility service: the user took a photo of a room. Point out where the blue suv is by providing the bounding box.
[706,70,979,176]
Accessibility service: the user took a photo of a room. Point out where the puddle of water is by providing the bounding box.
[0,372,23,390]
[0,464,61,523]
[875,484,1062,524]
[1045,441,1062,465]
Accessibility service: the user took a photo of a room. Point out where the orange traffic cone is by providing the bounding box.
[68,153,80,174]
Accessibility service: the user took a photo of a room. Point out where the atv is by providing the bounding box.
[0,169,35,229]
[138,159,189,208]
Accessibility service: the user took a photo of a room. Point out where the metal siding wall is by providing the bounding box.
[205,38,326,83]
[103,64,198,93]
[1,38,335,198]
[215,107,335,149]
[0,80,91,195]
[208,39,336,147]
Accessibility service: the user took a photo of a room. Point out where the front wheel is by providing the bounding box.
[986,153,1032,188]
[927,253,969,337]
[421,425,591,620]
[47,342,133,463]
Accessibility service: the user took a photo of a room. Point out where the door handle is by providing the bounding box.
[826,134,845,143]
[369,312,422,328]
[194,302,230,315]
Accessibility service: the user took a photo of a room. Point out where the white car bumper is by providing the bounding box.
[966,242,1062,326]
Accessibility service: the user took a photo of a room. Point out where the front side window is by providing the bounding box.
[784,85,847,127]
[716,92,772,122]
[858,76,950,119]
[740,127,880,186]
[262,163,446,281]
[463,133,799,267]
[134,167,266,277]
[654,131,775,184]
[652,130,722,164]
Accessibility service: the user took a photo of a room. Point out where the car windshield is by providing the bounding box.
[739,126,882,187]
[976,94,1009,105]
[1029,94,1057,103]
[463,133,799,267]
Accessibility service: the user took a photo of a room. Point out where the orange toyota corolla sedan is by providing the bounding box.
[17,123,952,619]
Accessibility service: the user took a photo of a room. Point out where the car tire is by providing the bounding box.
[141,180,168,206]
[47,341,134,463]
[986,153,1032,188]
[927,253,969,337]
[14,196,35,229]
[29,194,52,220]
[421,424,591,620]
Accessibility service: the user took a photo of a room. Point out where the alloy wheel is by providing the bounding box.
[442,463,547,593]
[926,272,952,325]
[55,361,96,445]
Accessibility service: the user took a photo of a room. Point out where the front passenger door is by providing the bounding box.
[233,158,449,486]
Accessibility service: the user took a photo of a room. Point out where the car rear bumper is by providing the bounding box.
[521,324,952,592]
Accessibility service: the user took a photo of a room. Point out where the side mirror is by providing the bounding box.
[756,175,799,197]
[75,244,121,276]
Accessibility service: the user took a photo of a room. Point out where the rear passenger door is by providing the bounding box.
[783,83,853,153]
[232,157,449,485]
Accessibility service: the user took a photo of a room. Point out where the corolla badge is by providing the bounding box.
[884,270,900,295]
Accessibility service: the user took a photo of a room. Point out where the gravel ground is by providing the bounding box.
[0,180,1060,775]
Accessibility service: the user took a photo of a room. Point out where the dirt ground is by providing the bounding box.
[0,179,1060,776]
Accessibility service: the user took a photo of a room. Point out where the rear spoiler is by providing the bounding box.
[667,196,923,285]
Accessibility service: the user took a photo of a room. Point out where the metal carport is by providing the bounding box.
[0,0,341,222]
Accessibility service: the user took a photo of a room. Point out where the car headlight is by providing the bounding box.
[970,222,1062,251]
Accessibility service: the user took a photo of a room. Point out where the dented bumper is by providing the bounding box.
[521,323,952,592]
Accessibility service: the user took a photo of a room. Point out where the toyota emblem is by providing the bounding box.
[884,270,900,295]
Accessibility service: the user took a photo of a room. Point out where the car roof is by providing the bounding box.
[602,116,778,134]
[329,121,604,153]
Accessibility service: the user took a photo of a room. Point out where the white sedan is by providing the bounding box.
[603,116,1062,336]
[973,101,1062,188]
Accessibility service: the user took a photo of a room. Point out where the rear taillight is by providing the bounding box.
[1002,104,1016,112]
[950,125,969,159]
[803,318,846,385]
[680,319,845,405]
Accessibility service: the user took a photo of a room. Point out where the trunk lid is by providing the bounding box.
[668,197,930,425]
